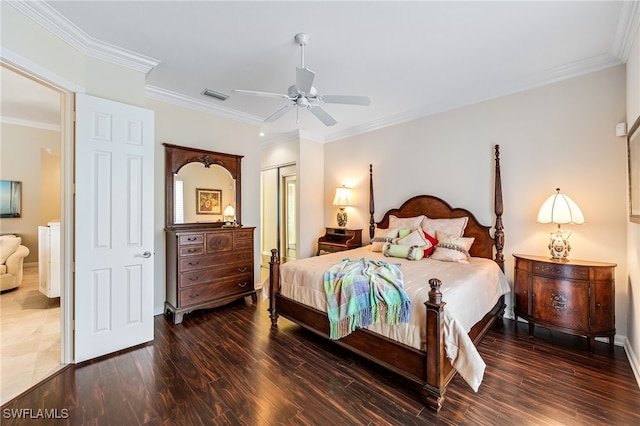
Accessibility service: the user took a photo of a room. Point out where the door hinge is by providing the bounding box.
[71,261,75,272]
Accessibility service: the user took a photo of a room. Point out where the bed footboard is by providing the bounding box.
[268,248,459,411]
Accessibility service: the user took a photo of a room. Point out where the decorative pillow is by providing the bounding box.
[420,217,469,238]
[421,231,438,257]
[389,215,425,230]
[397,228,412,239]
[0,236,21,265]
[370,227,400,252]
[430,231,474,263]
[382,243,424,261]
[395,229,437,257]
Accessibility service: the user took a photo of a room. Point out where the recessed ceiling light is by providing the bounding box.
[201,88,228,101]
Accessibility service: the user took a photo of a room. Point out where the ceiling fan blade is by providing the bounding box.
[318,95,372,106]
[307,105,337,127]
[296,67,315,95]
[264,104,295,122]
[232,89,291,100]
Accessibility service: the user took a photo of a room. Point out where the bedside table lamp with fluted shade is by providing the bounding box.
[332,186,351,227]
[536,188,584,261]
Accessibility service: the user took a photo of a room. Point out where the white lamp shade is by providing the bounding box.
[332,186,351,207]
[223,204,235,217]
[537,188,584,225]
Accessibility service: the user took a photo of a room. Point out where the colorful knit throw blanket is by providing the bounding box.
[323,258,411,340]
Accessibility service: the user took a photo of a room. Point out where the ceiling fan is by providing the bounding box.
[232,33,371,127]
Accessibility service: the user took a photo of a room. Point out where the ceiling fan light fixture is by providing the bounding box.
[201,88,229,101]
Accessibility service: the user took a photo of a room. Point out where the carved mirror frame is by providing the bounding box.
[164,143,243,230]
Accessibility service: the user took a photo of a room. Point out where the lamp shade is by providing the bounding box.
[223,204,235,218]
[332,186,351,207]
[536,188,584,225]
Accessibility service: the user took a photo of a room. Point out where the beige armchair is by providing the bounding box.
[0,235,30,291]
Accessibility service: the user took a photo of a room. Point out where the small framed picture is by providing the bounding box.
[196,188,221,215]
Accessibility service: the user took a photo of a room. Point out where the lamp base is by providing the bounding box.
[336,208,347,228]
[548,230,571,261]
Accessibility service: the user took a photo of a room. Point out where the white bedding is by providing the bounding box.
[274,246,511,391]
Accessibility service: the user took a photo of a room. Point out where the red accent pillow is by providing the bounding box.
[422,230,438,257]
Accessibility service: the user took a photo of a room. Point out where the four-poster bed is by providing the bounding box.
[268,145,506,411]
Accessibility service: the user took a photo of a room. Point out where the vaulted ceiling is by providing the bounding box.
[3,1,639,142]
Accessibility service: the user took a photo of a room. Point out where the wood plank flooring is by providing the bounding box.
[2,298,639,425]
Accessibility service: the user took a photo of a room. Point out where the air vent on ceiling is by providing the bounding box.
[201,88,228,101]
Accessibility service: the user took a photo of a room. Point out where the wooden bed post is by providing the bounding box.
[424,278,446,411]
[493,145,505,271]
[369,164,375,239]
[268,248,280,327]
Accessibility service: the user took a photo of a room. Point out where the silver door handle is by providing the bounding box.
[136,251,152,258]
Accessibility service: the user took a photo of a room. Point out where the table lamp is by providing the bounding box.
[536,188,584,261]
[332,186,351,227]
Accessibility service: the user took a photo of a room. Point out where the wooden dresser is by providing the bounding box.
[513,254,616,352]
[165,227,256,324]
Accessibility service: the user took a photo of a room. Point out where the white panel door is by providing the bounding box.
[74,93,154,362]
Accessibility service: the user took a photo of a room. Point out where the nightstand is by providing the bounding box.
[316,228,362,255]
[513,254,616,352]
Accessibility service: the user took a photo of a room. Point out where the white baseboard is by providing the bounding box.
[624,339,640,390]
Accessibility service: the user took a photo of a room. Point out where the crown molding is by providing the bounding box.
[6,0,160,75]
[0,116,60,131]
[612,0,640,61]
[145,85,264,126]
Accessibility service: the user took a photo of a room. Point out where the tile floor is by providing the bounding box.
[0,265,62,405]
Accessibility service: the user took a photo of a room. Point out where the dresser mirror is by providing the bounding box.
[164,143,243,230]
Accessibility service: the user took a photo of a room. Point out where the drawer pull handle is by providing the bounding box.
[523,290,528,295]
[188,261,200,266]
[189,276,199,281]
[187,248,198,253]
[238,254,248,259]
[187,237,197,241]
[238,282,248,288]
[595,303,601,307]
[238,267,247,273]
[189,292,201,298]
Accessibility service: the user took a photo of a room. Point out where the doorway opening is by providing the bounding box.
[0,63,68,404]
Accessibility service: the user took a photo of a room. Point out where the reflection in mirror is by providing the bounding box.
[164,143,243,230]
[174,163,235,224]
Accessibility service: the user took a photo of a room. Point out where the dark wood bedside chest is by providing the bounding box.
[316,228,362,255]
[513,254,616,352]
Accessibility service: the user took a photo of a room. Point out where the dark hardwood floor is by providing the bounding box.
[2,297,639,425]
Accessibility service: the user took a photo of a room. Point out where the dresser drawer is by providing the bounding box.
[178,245,204,257]
[178,274,253,307]
[178,250,252,271]
[532,261,589,281]
[178,233,204,245]
[206,232,234,253]
[234,238,253,250]
[178,261,253,288]
[234,229,253,241]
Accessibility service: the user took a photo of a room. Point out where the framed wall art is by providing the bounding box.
[0,180,21,218]
[196,188,221,215]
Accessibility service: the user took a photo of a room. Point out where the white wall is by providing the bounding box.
[325,66,629,342]
[260,135,325,260]
[0,123,61,263]
[146,98,261,314]
[625,25,640,384]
